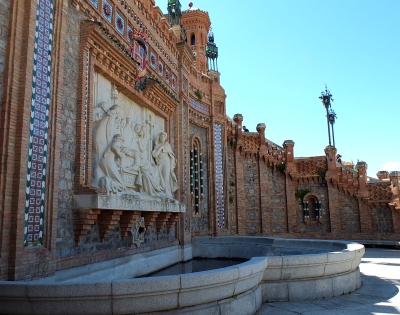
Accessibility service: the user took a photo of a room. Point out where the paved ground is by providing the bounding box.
[256,246,400,315]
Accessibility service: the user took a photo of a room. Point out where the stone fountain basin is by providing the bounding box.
[0,237,364,315]
[193,237,364,303]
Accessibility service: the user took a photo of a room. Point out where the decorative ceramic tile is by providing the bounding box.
[158,60,164,77]
[115,12,125,35]
[214,124,225,228]
[128,25,134,43]
[132,41,146,70]
[183,105,188,227]
[89,0,98,8]
[24,0,54,246]
[102,0,112,23]
[150,52,157,69]
[189,97,209,114]
[172,74,176,90]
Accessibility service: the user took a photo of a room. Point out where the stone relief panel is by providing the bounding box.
[92,73,178,199]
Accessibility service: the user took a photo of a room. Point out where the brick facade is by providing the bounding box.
[0,0,399,281]
[0,0,10,110]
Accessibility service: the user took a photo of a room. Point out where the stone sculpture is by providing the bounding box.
[92,101,178,199]
[152,132,178,198]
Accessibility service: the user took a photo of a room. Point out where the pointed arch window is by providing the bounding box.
[191,34,196,45]
[190,137,203,215]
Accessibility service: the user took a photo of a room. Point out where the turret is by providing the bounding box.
[181,2,211,73]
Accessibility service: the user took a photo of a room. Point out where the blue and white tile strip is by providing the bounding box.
[214,124,225,228]
[24,0,54,246]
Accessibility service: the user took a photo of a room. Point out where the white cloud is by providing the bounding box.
[381,161,400,172]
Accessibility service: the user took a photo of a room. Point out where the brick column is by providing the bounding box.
[324,145,341,236]
[257,123,267,234]
[176,42,191,245]
[0,0,67,280]
[356,162,372,233]
[283,140,298,233]
[377,171,389,180]
[233,114,245,235]
[389,171,400,234]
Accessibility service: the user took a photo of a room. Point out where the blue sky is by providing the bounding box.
[185,0,400,178]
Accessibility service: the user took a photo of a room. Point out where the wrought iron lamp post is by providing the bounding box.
[206,30,219,71]
[319,85,335,146]
[167,0,182,26]
[328,109,337,147]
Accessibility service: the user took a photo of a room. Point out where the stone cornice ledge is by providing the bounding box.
[74,194,186,212]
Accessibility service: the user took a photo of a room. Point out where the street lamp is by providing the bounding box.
[328,109,337,147]
[319,85,334,146]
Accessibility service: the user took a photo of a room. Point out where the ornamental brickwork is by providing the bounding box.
[0,0,399,281]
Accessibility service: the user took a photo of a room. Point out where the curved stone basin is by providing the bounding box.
[0,237,364,315]
[193,237,365,303]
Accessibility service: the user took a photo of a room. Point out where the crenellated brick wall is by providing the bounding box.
[225,117,400,242]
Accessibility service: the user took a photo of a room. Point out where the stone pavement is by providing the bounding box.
[256,247,400,315]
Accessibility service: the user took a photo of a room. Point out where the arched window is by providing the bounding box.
[191,34,196,45]
[303,193,322,223]
[308,198,317,220]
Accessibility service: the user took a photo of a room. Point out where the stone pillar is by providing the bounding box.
[283,140,298,233]
[356,162,372,233]
[324,146,341,236]
[389,171,400,234]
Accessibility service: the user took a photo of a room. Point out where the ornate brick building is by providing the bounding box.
[0,0,399,281]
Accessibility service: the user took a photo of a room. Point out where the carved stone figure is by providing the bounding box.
[93,102,110,122]
[152,132,178,197]
[99,134,126,193]
[92,103,126,186]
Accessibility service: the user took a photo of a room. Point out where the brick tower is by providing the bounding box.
[181,2,211,73]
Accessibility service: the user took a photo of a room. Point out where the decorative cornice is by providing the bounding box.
[147,77,180,103]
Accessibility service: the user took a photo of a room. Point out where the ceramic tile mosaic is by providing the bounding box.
[183,105,188,229]
[158,60,163,77]
[89,0,98,8]
[189,97,209,114]
[150,51,157,69]
[172,74,176,90]
[102,0,112,24]
[24,0,54,246]
[115,12,125,35]
[128,25,134,43]
[82,50,89,183]
[214,124,225,228]
[165,68,170,83]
